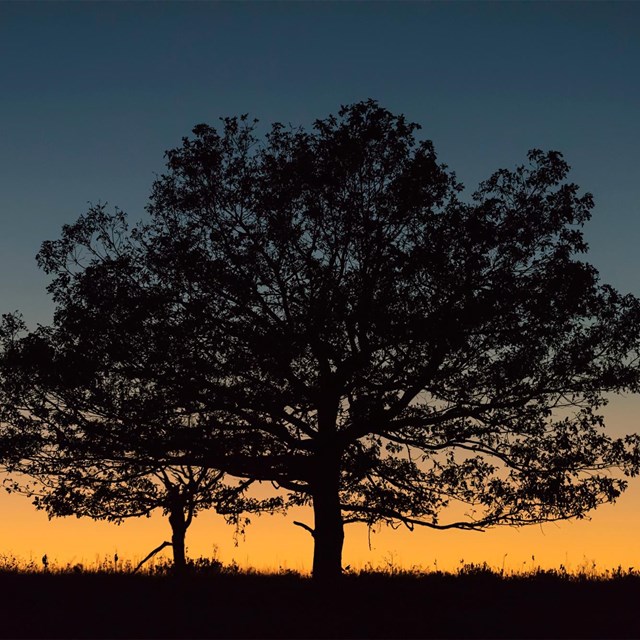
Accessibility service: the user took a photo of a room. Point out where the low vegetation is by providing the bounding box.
[1,553,639,638]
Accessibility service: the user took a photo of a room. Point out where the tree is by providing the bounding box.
[3,100,640,580]
[141,101,640,578]
[2,448,244,574]
[0,223,277,573]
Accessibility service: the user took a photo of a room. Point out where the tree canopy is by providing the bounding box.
[2,100,640,579]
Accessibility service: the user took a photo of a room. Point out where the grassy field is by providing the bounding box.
[1,557,639,638]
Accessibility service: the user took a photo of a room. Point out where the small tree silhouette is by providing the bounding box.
[3,455,249,574]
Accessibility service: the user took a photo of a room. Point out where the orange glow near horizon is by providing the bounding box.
[3,488,640,575]
[2,394,640,574]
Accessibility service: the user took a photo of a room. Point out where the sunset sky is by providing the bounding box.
[1,1,640,574]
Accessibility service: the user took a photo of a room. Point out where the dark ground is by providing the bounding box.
[1,570,638,639]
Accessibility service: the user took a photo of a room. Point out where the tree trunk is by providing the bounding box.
[311,389,344,581]
[311,465,344,581]
[169,508,188,574]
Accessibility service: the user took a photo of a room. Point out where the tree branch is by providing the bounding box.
[132,540,173,574]
[293,520,315,537]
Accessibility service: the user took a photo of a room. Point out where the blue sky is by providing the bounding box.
[1,1,639,325]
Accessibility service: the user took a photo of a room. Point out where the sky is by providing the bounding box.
[1,1,640,574]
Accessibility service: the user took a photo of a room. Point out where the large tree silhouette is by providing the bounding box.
[3,100,640,579]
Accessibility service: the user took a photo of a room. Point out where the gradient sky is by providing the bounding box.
[1,1,640,573]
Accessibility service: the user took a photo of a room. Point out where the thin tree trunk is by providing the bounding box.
[169,507,188,574]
